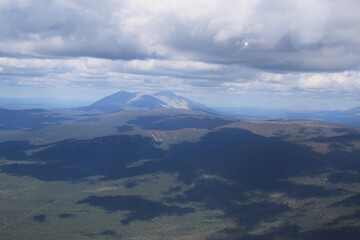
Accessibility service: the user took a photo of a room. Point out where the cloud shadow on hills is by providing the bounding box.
[0,134,164,181]
[0,108,71,131]
[0,141,34,159]
[77,195,194,225]
[328,171,360,184]
[0,128,357,195]
[1,128,360,236]
[32,214,46,223]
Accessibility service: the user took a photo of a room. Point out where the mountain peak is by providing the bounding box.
[86,90,212,113]
[154,91,179,98]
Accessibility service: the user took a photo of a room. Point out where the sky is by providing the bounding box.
[0,0,360,110]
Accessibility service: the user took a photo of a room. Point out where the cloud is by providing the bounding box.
[0,0,359,70]
[0,0,360,109]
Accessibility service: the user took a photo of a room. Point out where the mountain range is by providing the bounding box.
[2,91,360,128]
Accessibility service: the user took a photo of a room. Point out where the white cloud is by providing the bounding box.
[0,0,360,109]
[297,72,360,91]
[298,74,332,89]
[124,59,221,72]
[0,0,358,67]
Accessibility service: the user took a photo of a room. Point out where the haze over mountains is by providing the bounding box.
[0,91,215,131]
[221,106,360,127]
[2,90,360,130]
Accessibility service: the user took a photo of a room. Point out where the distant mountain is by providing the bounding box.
[84,91,212,113]
[215,105,360,127]
[84,91,137,112]
[338,106,360,117]
[310,106,360,127]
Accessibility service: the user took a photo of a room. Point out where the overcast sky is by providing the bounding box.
[0,0,360,110]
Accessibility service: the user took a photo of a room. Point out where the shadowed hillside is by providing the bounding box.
[1,109,360,239]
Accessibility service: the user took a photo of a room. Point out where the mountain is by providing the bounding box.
[216,106,360,127]
[153,91,210,111]
[85,91,137,112]
[337,106,360,117]
[309,106,360,127]
[84,90,212,113]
